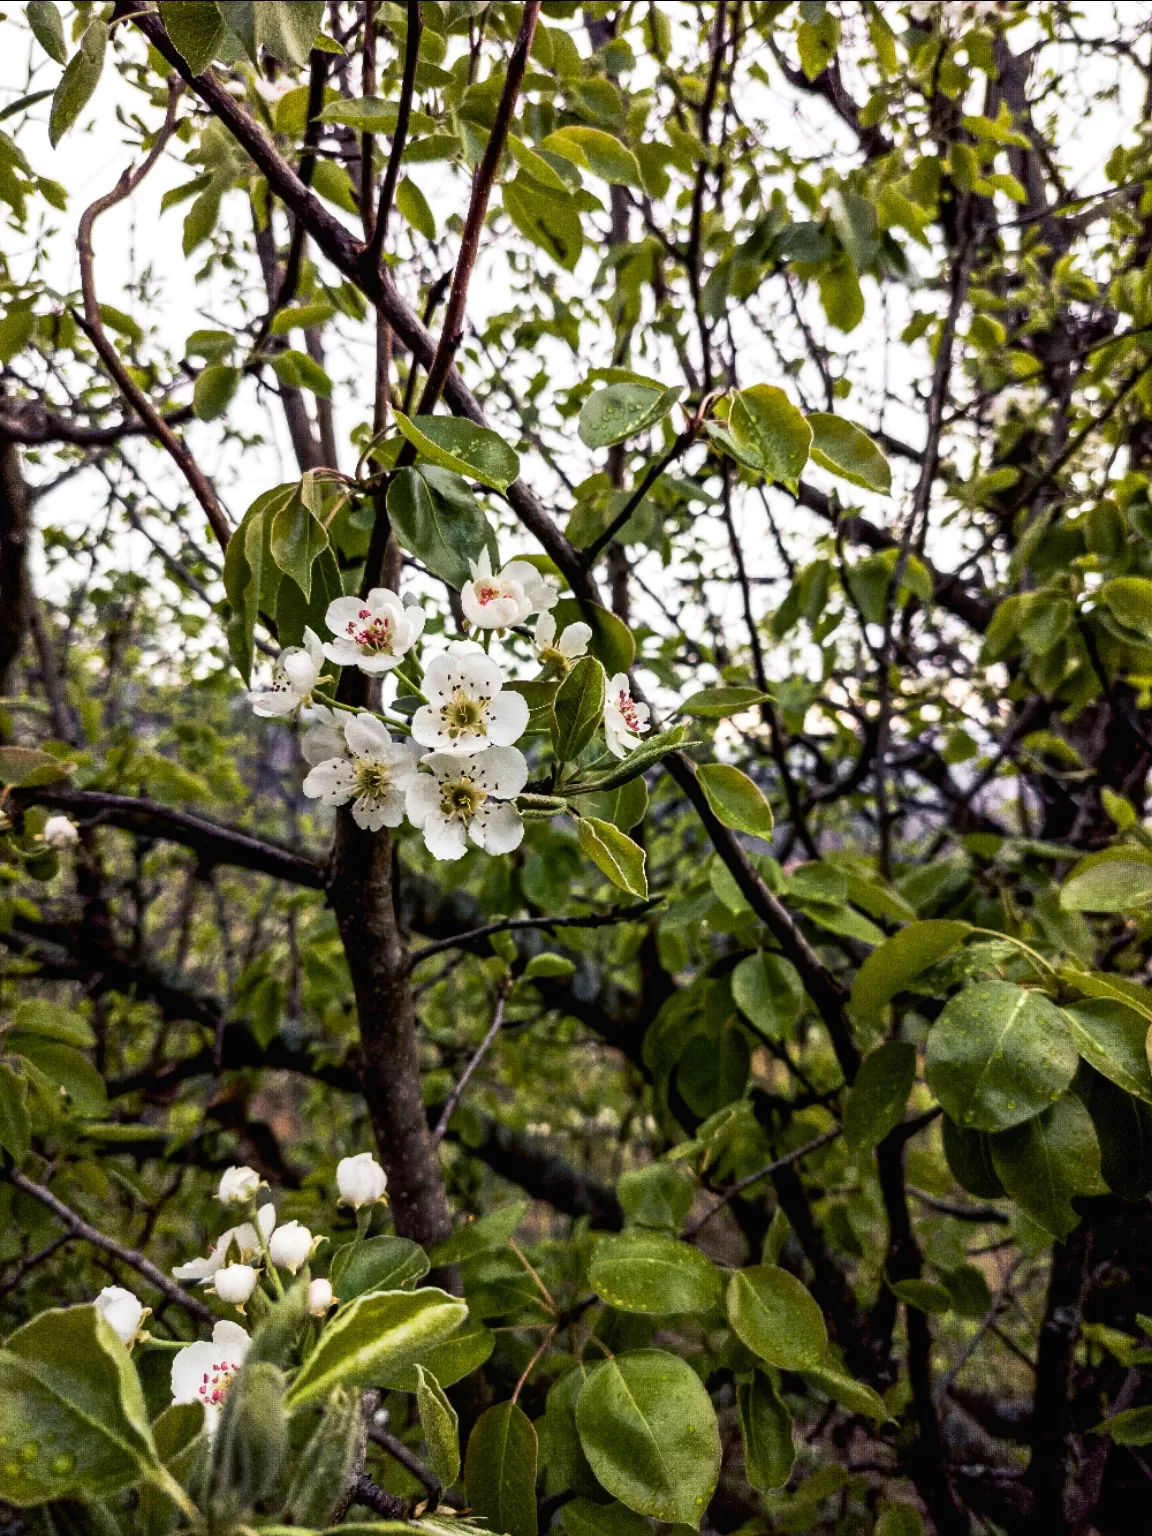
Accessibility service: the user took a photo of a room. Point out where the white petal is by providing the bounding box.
[281,649,318,693]
[402,605,427,643]
[410,704,446,751]
[468,745,529,799]
[534,612,556,649]
[172,1255,216,1282]
[250,690,297,718]
[473,800,524,854]
[301,721,347,768]
[484,690,530,746]
[357,652,403,675]
[559,622,592,658]
[326,596,367,636]
[213,1319,251,1359]
[366,587,403,612]
[417,751,461,782]
[405,773,441,827]
[303,627,325,665]
[322,638,362,667]
[345,713,393,757]
[303,759,357,805]
[352,786,406,830]
[445,639,484,657]
[423,811,469,861]
[171,1342,216,1404]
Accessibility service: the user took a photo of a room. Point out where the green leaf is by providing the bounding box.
[729,385,812,487]
[429,1201,529,1265]
[0,746,73,786]
[1064,1000,1152,1105]
[270,348,333,397]
[396,177,436,240]
[0,1306,162,1504]
[219,0,324,64]
[579,775,647,832]
[727,1266,828,1371]
[503,175,584,270]
[283,1385,361,1528]
[876,1502,926,1536]
[737,1371,794,1492]
[565,724,689,795]
[270,302,335,335]
[7,1036,106,1117]
[575,1351,721,1528]
[850,920,971,1023]
[331,1235,430,1302]
[138,1403,205,1536]
[0,1063,30,1162]
[798,11,841,78]
[1078,1065,1152,1201]
[205,1362,288,1523]
[318,97,401,131]
[386,467,490,590]
[193,363,241,422]
[311,158,359,214]
[1092,1406,1152,1446]
[382,1316,495,1392]
[807,413,891,493]
[844,1041,917,1149]
[697,762,774,839]
[540,126,643,186]
[465,1402,538,1536]
[392,411,520,492]
[800,1362,888,1422]
[589,1232,721,1315]
[284,1288,467,1408]
[678,686,772,718]
[270,491,328,602]
[552,655,606,762]
[942,1118,1006,1200]
[578,816,648,898]
[1100,576,1152,641]
[541,1367,600,1499]
[551,599,636,676]
[560,1497,653,1536]
[28,1,68,65]
[730,951,804,1042]
[617,1162,695,1233]
[890,1279,951,1315]
[578,383,682,449]
[48,19,106,147]
[1060,859,1152,912]
[160,1,227,74]
[990,1094,1102,1240]
[925,981,1079,1132]
[416,1366,460,1487]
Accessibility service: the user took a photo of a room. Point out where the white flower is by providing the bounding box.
[173,1206,275,1283]
[301,703,348,767]
[322,588,426,675]
[411,646,529,757]
[214,1263,259,1308]
[217,1166,262,1207]
[302,713,416,830]
[268,1220,316,1274]
[248,628,326,717]
[533,612,592,675]
[461,550,559,630]
[95,1285,147,1346]
[309,1278,334,1317]
[42,815,80,848]
[406,746,528,861]
[336,1152,388,1210]
[603,674,650,759]
[171,1319,250,1433]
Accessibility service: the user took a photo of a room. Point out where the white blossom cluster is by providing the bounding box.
[247,556,650,861]
[93,1156,388,1432]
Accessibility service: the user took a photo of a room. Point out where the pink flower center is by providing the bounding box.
[346,609,395,653]
[198,1359,240,1407]
[476,583,503,606]
[617,690,641,731]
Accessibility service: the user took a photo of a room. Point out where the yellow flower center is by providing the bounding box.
[440,689,490,739]
[440,777,487,823]
[354,760,392,797]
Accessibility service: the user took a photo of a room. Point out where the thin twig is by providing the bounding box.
[684,1126,842,1236]
[430,978,513,1147]
[405,899,661,971]
[366,0,422,271]
[584,429,697,564]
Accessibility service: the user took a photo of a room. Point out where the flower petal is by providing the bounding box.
[423,811,469,861]
[326,596,368,636]
[484,690,530,746]
[473,800,524,855]
[469,745,529,799]
[405,773,441,827]
[345,713,393,757]
[303,759,357,805]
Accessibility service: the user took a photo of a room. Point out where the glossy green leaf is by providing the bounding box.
[850,920,971,1023]
[730,951,804,1041]
[1076,1065,1152,1201]
[890,1279,951,1314]
[678,686,772,718]
[565,724,687,795]
[386,467,490,589]
[331,1235,429,1302]
[160,2,227,74]
[383,1317,495,1392]
[698,763,774,839]
[800,1361,888,1422]
[551,599,636,676]
[728,385,812,487]
[590,1232,720,1315]
[807,413,891,493]
[270,348,333,398]
[552,655,606,762]
[285,1288,467,1408]
[844,1041,917,1149]
[416,1366,460,1487]
[1064,999,1152,1105]
[540,126,643,186]
[578,383,682,449]
[8,1036,106,1117]
[617,1162,695,1232]
[990,1094,1102,1240]
[0,1063,30,1162]
[1060,859,1152,912]
[49,19,107,147]
[575,1351,721,1528]
[726,1266,828,1371]
[926,981,1079,1132]
[393,412,520,492]
[465,1402,537,1536]
[578,816,648,898]
[270,492,328,602]
[1100,576,1152,640]
[28,1,68,64]
[560,1497,652,1536]
[502,175,584,270]
[429,1201,529,1265]
[942,1118,1006,1200]
[541,1367,600,1499]
[396,177,436,240]
[737,1371,794,1492]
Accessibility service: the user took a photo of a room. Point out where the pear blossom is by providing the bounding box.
[268,1220,317,1274]
[406,747,528,861]
[95,1285,147,1346]
[411,646,529,757]
[322,588,425,675]
[217,1165,262,1206]
[302,714,416,830]
[42,815,79,848]
[337,1152,388,1210]
[173,1205,276,1284]
[171,1319,250,1433]
[214,1263,259,1309]
[309,1278,334,1317]
[248,628,326,717]
[533,612,592,676]
[301,704,348,767]
[603,674,651,759]
[461,549,559,630]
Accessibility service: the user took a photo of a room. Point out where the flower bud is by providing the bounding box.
[42,816,79,848]
[336,1152,388,1210]
[269,1220,314,1274]
[95,1285,147,1345]
[218,1166,262,1206]
[214,1263,259,1307]
[308,1278,334,1317]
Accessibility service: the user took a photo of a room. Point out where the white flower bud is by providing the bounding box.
[268,1220,314,1274]
[42,816,79,848]
[308,1278,334,1317]
[217,1166,262,1207]
[336,1153,388,1210]
[94,1285,146,1345]
[214,1263,259,1307]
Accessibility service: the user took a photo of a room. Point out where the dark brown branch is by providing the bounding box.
[583,430,697,564]
[366,0,422,271]
[685,1127,842,1236]
[0,395,195,447]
